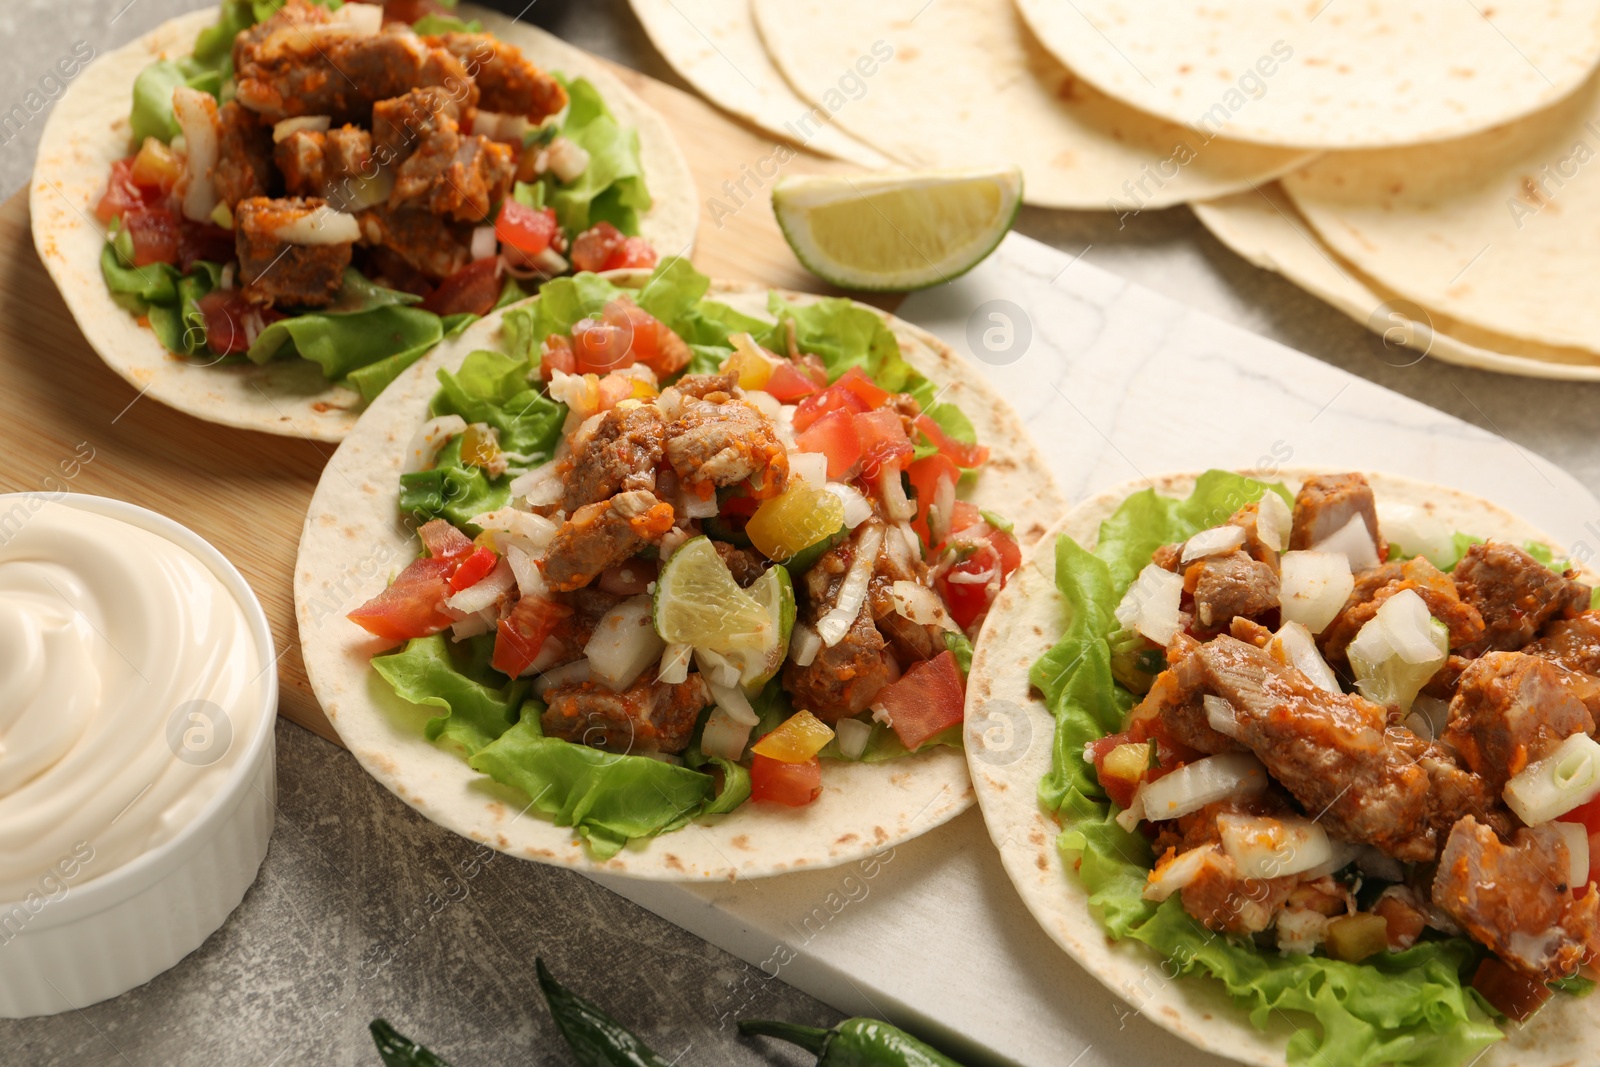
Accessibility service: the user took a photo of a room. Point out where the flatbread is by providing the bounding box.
[1015,0,1600,150]
[749,0,1314,211]
[965,470,1598,1066]
[30,4,697,443]
[296,277,1065,881]
[629,0,890,168]
[1192,184,1600,381]
[1280,70,1600,356]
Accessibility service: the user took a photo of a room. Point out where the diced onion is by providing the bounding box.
[1554,822,1591,889]
[701,705,753,761]
[450,607,496,641]
[1144,845,1220,902]
[1268,620,1342,695]
[657,642,692,684]
[790,623,821,667]
[328,1,383,33]
[509,462,563,507]
[827,482,874,529]
[470,508,557,552]
[532,658,591,699]
[1114,564,1185,646]
[470,225,498,260]
[1203,694,1240,739]
[273,205,361,246]
[172,87,219,222]
[816,525,882,646]
[1311,513,1381,572]
[878,467,915,522]
[337,169,395,213]
[272,115,330,143]
[1376,502,1453,567]
[744,389,784,425]
[403,415,468,473]
[694,647,741,688]
[929,472,957,545]
[1276,908,1330,955]
[1136,752,1269,823]
[473,110,529,145]
[1217,812,1342,879]
[1278,551,1355,634]
[680,491,720,519]
[789,451,828,487]
[504,545,545,598]
[1257,491,1291,554]
[836,718,872,760]
[1504,732,1600,825]
[444,558,515,615]
[546,136,592,183]
[583,596,664,691]
[1348,590,1447,711]
[1181,525,1247,564]
[709,682,758,726]
[891,580,957,631]
[1375,589,1445,665]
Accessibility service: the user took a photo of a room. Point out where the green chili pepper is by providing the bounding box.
[536,957,675,1067]
[369,1019,453,1067]
[739,1018,967,1067]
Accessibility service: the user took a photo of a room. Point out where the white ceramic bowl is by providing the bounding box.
[0,494,278,1018]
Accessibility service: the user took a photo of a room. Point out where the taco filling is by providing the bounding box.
[95,0,657,403]
[349,260,1018,856]
[1032,471,1600,1066]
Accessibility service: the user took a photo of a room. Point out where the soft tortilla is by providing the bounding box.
[1280,71,1600,356]
[296,276,1065,881]
[965,470,1598,1066]
[749,0,1314,211]
[629,0,890,169]
[1014,1,1600,150]
[30,4,697,443]
[1192,184,1600,381]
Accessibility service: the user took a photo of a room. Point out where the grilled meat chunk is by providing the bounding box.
[1433,816,1600,981]
[1150,797,1310,935]
[782,607,892,723]
[663,397,788,497]
[561,404,665,513]
[1526,612,1600,716]
[540,491,674,592]
[1440,652,1594,793]
[234,2,475,124]
[712,541,767,588]
[1189,550,1279,630]
[213,101,274,207]
[1320,557,1486,668]
[428,32,567,121]
[235,196,351,307]
[1183,635,1438,861]
[1226,500,1283,572]
[541,670,711,755]
[671,371,738,400]
[1130,639,1242,755]
[1289,472,1381,554]
[372,88,515,223]
[276,124,375,201]
[358,205,472,280]
[1453,542,1591,653]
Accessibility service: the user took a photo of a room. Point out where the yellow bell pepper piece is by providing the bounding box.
[726,333,774,389]
[745,482,845,562]
[461,424,501,470]
[752,709,835,763]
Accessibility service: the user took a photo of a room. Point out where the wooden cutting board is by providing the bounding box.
[0,60,867,746]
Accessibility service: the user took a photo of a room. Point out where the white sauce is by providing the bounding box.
[0,501,266,901]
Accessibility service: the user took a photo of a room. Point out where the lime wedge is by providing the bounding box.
[727,565,795,694]
[771,167,1023,292]
[654,536,770,650]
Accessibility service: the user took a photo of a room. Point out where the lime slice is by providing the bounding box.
[654,536,770,649]
[727,565,795,695]
[772,167,1023,292]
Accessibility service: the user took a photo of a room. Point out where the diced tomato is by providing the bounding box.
[96,158,160,223]
[571,317,633,375]
[195,290,252,354]
[876,651,966,751]
[178,219,237,272]
[421,257,503,317]
[719,491,761,519]
[495,199,558,256]
[448,546,498,591]
[540,333,577,381]
[794,409,863,479]
[763,360,823,402]
[937,544,1001,632]
[907,453,959,547]
[750,754,823,806]
[949,500,982,535]
[492,596,572,677]
[603,236,658,271]
[569,221,657,273]
[419,518,476,561]
[915,413,990,468]
[129,137,183,194]
[602,297,690,377]
[792,383,867,432]
[834,367,892,410]
[122,206,181,267]
[854,408,914,480]
[1471,956,1554,1023]
[348,556,456,643]
[991,527,1021,578]
[382,0,446,24]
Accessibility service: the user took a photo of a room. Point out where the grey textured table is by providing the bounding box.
[5,2,1600,1065]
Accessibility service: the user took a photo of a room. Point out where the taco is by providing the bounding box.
[31,0,695,441]
[967,469,1600,1066]
[295,258,1063,878]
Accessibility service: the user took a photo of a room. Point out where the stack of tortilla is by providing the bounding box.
[631,0,1600,378]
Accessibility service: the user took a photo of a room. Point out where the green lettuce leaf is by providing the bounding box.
[247,304,444,380]
[430,349,566,457]
[541,77,653,237]
[398,436,511,530]
[371,634,528,756]
[759,292,913,391]
[411,13,482,33]
[1032,470,1503,1067]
